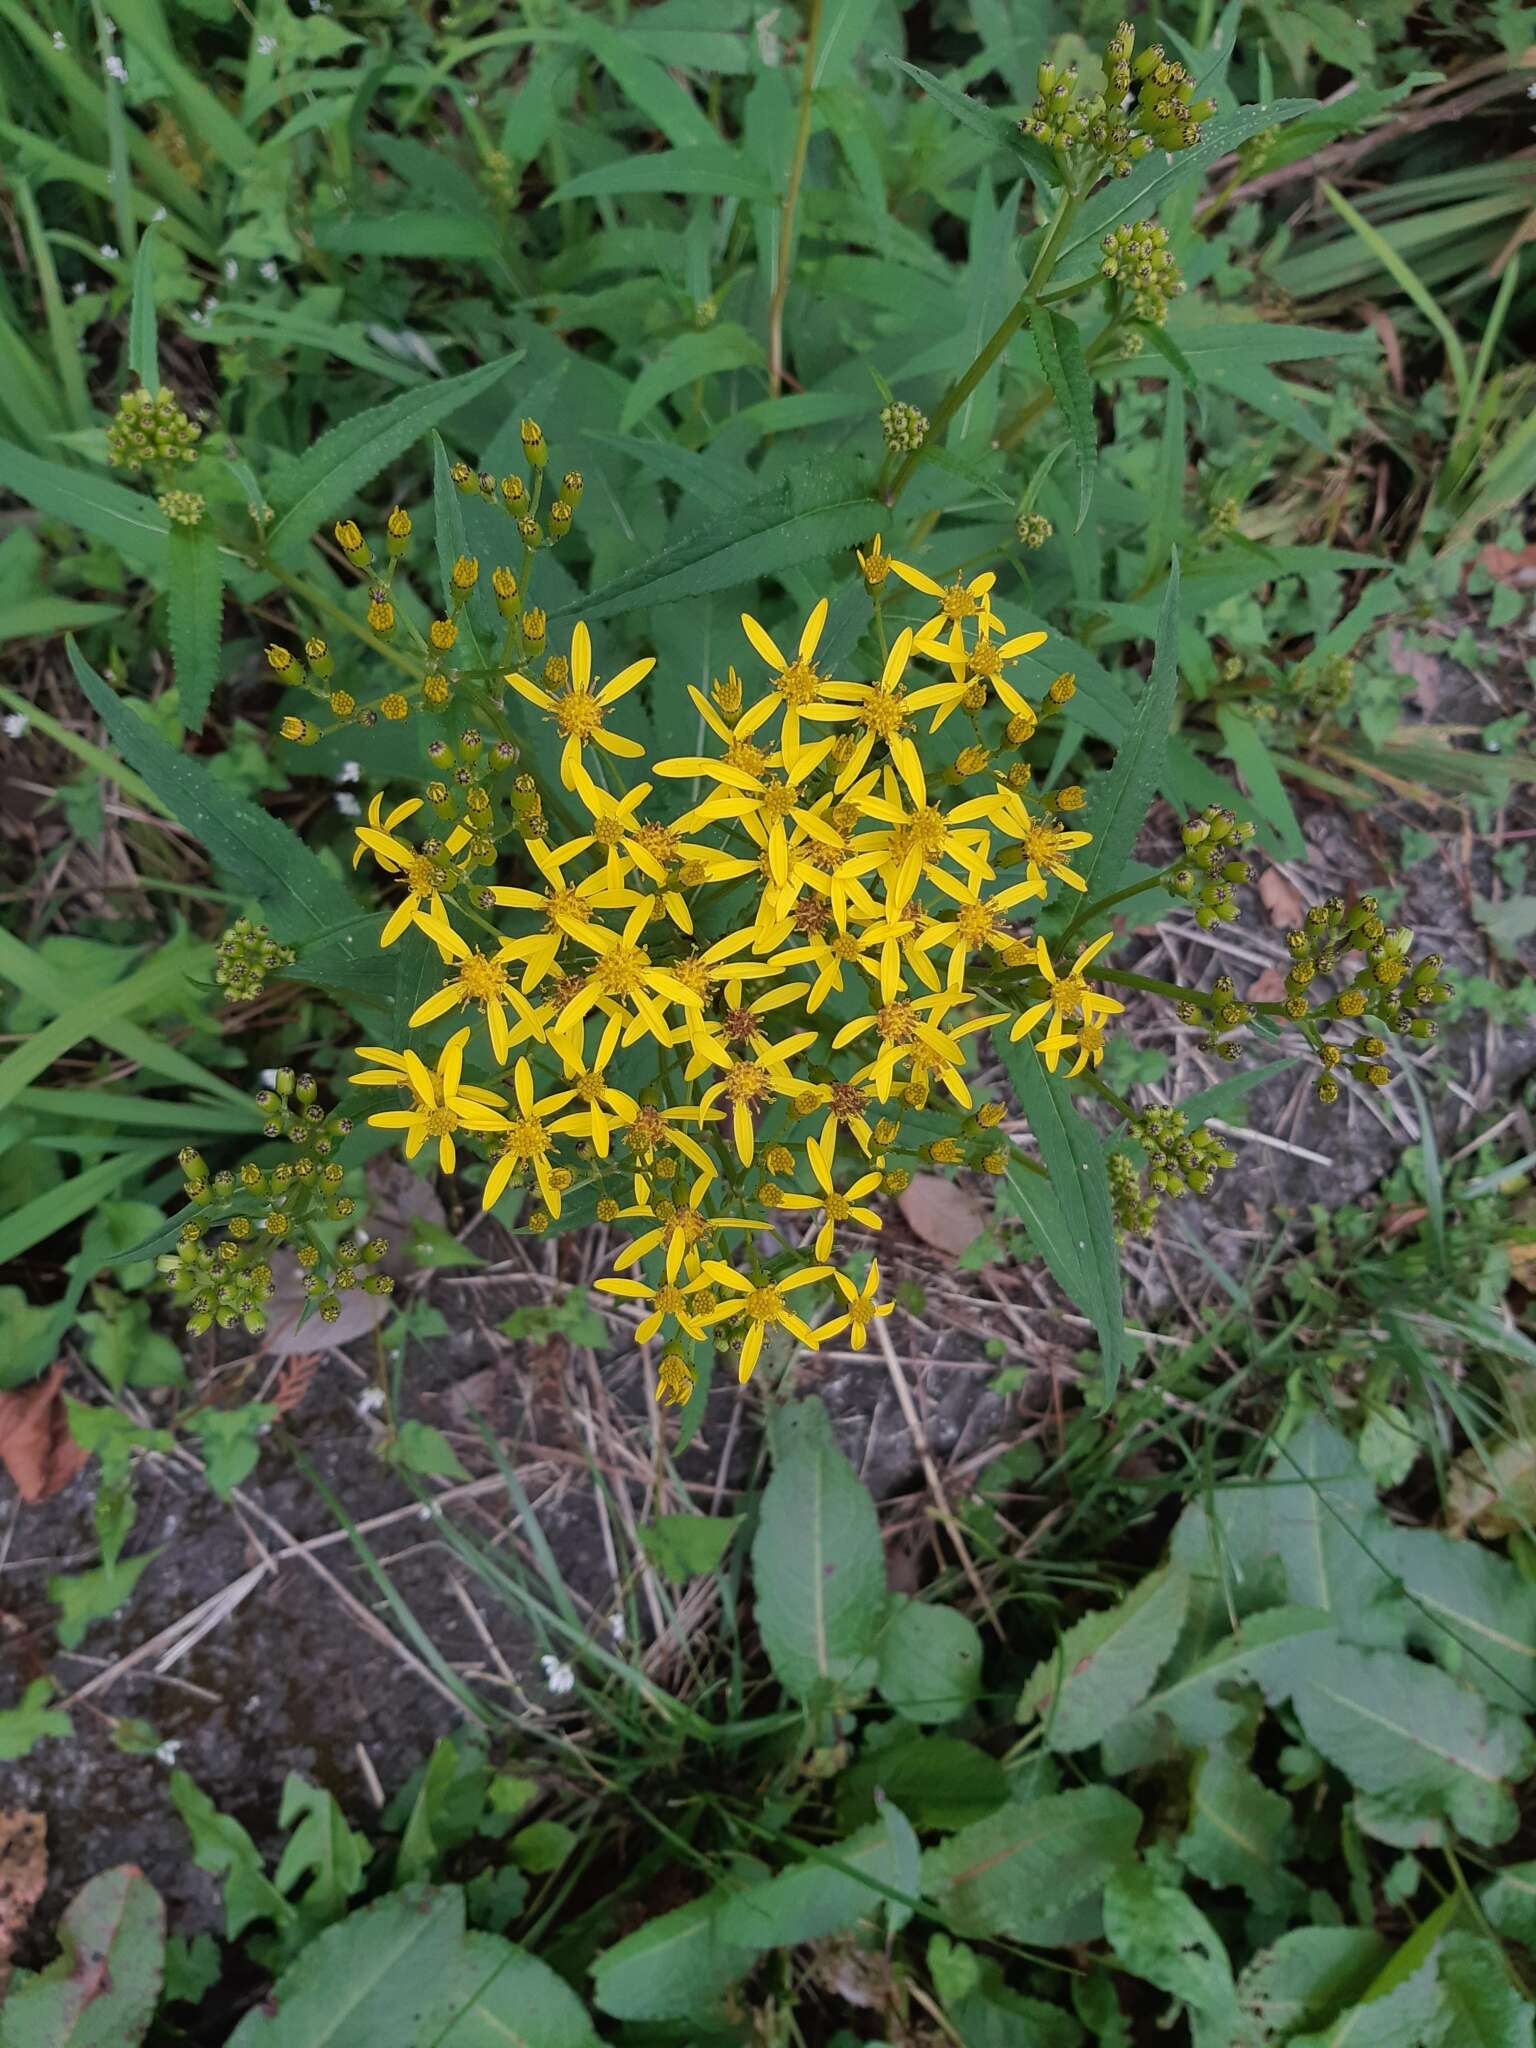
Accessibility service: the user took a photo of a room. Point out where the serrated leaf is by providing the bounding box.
[1074,551,1180,904]
[166,526,224,732]
[0,441,170,569]
[636,1512,743,1585]
[0,1867,164,2048]
[996,1036,1125,1392]
[1019,1564,1190,1751]
[1234,1928,1386,2045]
[265,354,520,561]
[1029,306,1095,530]
[920,1786,1141,1941]
[1479,1861,1536,1947]
[1425,1932,1534,2048]
[1104,1863,1237,2034]
[716,1806,919,1950]
[170,1772,294,1942]
[589,1865,767,2023]
[225,1886,465,2046]
[876,1599,984,1726]
[1179,1746,1304,1915]
[751,1398,887,1705]
[437,1930,599,2047]
[1292,1953,1442,2048]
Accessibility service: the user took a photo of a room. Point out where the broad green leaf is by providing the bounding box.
[1425,1932,1534,2048]
[184,1406,277,1500]
[0,441,171,569]
[1384,1525,1536,1717]
[1480,1861,1536,1947]
[1292,1955,1442,2048]
[920,1786,1141,1941]
[1178,1747,1304,1915]
[1216,707,1306,862]
[0,1676,71,1761]
[752,1400,887,1704]
[265,354,521,561]
[618,325,764,432]
[170,1771,295,1942]
[0,598,122,644]
[839,1735,1009,1834]
[571,16,717,148]
[636,1512,744,1585]
[313,214,501,262]
[274,1777,370,1928]
[1267,1418,1405,1647]
[996,1034,1125,1391]
[1029,307,1095,529]
[437,1931,599,2047]
[128,223,159,391]
[716,1805,920,1949]
[1234,1929,1386,2045]
[0,1147,159,1269]
[166,526,224,731]
[0,1867,164,2048]
[589,1863,767,2023]
[1075,551,1180,904]
[1018,1563,1190,1751]
[875,1598,984,1726]
[952,1986,1086,2048]
[549,147,776,205]
[225,1886,465,2046]
[1104,1864,1237,2037]
[48,1549,159,1650]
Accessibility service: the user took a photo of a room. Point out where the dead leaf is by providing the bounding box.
[1385,630,1443,716]
[1507,1240,1536,1292]
[1247,967,1287,1004]
[1256,867,1305,929]
[897,1174,987,1257]
[260,1254,393,1357]
[1362,306,1404,393]
[1478,542,1536,589]
[0,1809,47,1992]
[0,1365,89,1504]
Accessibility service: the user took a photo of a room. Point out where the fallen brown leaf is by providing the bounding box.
[1507,1240,1536,1292]
[1479,542,1536,589]
[1256,867,1306,929]
[0,1365,88,1504]
[1247,967,1288,1004]
[897,1174,988,1257]
[260,1253,392,1357]
[0,1809,47,1992]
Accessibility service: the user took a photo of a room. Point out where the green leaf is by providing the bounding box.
[884,57,1055,190]
[1178,1746,1304,1916]
[875,1598,984,1726]
[437,1930,600,2047]
[1216,708,1306,862]
[184,1406,276,1500]
[170,1771,295,1942]
[388,1420,470,1483]
[1480,1862,1536,1948]
[618,325,764,432]
[406,1218,485,1271]
[1103,1863,1237,2035]
[589,1866,767,2023]
[569,16,717,148]
[1268,1418,1405,1646]
[264,354,521,561]
[0,441,171,569]
[0,1676,71,1761]
[0,1147,159,1269]
[716,1806,920,1950]
[1321,183,1467,407]
[110,0,256,170]
[1425,1932,1534,2048]
[996,1034,1125,1393]
[751,1398,888,1705]
[224,1886,466,2046]
[840,1735,1009,1834]
[48,1550,159,1650]
[1029,307,1095,530]
[1075,551,1180,904]
[274,1777,370,1928]
[636,1512,744,1585]
[549,147,776,205]
[1382,1525,1536,1717]
[920,1786,1141,1942]
[78,1296,185,1392]
[510,1822,575,1875]
[1233,1928,1386,2044]
[166,527,224,732]
[314,214,501,262]
[0,1867,164,2048]
[128,223,159,392]
[1018,1563,1190,1752]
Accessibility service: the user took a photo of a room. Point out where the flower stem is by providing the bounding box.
[1060,866,1176,947]
[766,0,823,401]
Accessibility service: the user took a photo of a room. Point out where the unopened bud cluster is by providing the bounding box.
[1100,220,1184,326]
[1022,22,1216,178]
[1111,1109,1237,1235]
[1278,897,1451,1101]
[107,385,201,473]
[157,1075,389,1335]
[1169,807,1256,929]
[1016,511,1054,549]
[880,402,928,454]
[157,489,206,527]
[214,917,295,1003]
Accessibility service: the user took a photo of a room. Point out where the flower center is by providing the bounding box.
[832,933,863,961]
[893,807,947,860]
[654,1283,687,1319]
[968,641,1001,679]
[876,1002,918,1046]
[424,1106,458,1137]
[759,781,796,823]
[954,905,997,945]
[724,1007,758,1042]
[744,1284,784,1323]
[940,583,978,621]
[1020,820,1066,865]
[591,944,650,998]
[592,816,626,848]
[405,855,440,896]
[625,1106,668,1152]
[860,694,907,739]
[725,738,769,777]
[773,659,820,708]
[1052,975,1088,1018]
[502,1117,552,1162]
[723,1061,773,1105]
[793,899,830,934]
[829,1082,865,1122]
[635,821,678,864]
[458,954,506,1001]
[823,1192,852,1222]
[553,693,605,739]
[574,1072,607,1103]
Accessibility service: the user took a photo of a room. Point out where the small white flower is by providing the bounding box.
[357,1386,386,1416]
[103,14,117,34]
[224,258,239,282]
[100,243,120,260]
[51,29,66,49]
[257,31,278,53]
[152,206,167,222]
[258,1066,280,1087]
[105,53,128,82]
[336,758,362,784]
[2,712,29,739]
[204,295,219,314]
[188,309,205,325]
[72,281,87,297]
[540,1655,575,1695]
[259,258,280,282]
[464,92,478,107]
[155,1738,182,1765]
[334,790,361,818]
[1528,81,1536,100]
[607,1612,625,1643]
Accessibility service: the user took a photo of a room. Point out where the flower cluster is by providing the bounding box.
[1277,897,1450,1102]
[339,554,1124,1392]
[1022,22,1217,178]
[214,916,295,1003]
[157,1072,389,1335]
[1100,220,1184,327]
[1110,1108,1238,1238]
[106,384,201,474]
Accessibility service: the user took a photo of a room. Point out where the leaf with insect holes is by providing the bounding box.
[751,1399,889,1705]
[1104,1863,1237,2036]
[1018,1563,1190,1751]
[920,1786,1140,1942]
[0,1866,164,2048]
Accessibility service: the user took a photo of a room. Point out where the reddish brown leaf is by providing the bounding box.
[1256,867,1306,930]
[1479,542,1536,588]
[897,1174,988,1257]
[0,1365,88,1504]
[1247,967,1288,1004]
[0,1809,47,1992]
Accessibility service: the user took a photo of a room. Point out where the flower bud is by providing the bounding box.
[521,418,548,468]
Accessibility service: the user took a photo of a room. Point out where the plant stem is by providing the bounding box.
[766,0,823,401]
[885,182,1083,507]
[1060,866,1176,947]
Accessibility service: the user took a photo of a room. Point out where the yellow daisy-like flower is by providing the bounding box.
[1040,1013,1109,1077]
[807,627,955,807]
[349,1028,509,1175]
[832,990,971,1102]
[819,1260,894,1349]
[845,769,995,915]
[506,620,651,790]
[409,920,551,1063]
[609,1171,756,1283]
[562,898,708,1045]
[654,1352,696,1408]
[594,1267,717,1345]
[914,874,1045,991]
[737,597,851,756]
[484,852,639,993]
[912,618,1051,732]
[481,1057,583,1217]
[352,808,473,952]
[351,793,421,869]
[690,1025,819,1167]
[776,1134,884,1260]
[1009,932,1126,1046]
[553,1011,639,1158]
[983,788,1095,895]
[696,1259,836,1383]
[888,559,1001,643]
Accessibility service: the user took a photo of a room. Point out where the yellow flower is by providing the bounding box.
[552,772,667,890]
[832,990,972,1102]
[844,769,995,915]
[1040,1014,1109,1077]
[888,559,1001,643]
[485,853,641,991]
[776,1134,883,1260]
[594,1268,717,1344]
[561,899,709,1045]
[985,788,1095,894]
[351,792,421,869]
[737,598,851,756]
[481,1058,583,1217]
[691,1026,819,1166]
[654,1352,696,1408]
[553,1011,640,1158]
[819,1261,893,1349]
[408,925,551,1062]
[506,620,650,789]
[1008,932,1126,1045]
[696,1259,836,1383]
[352,802,473,951]
[912,618,1051,731]
[806,627,955,807]
[350,1029,509,1175]
[609,1171,757,1282]
[914,874,1045,991]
